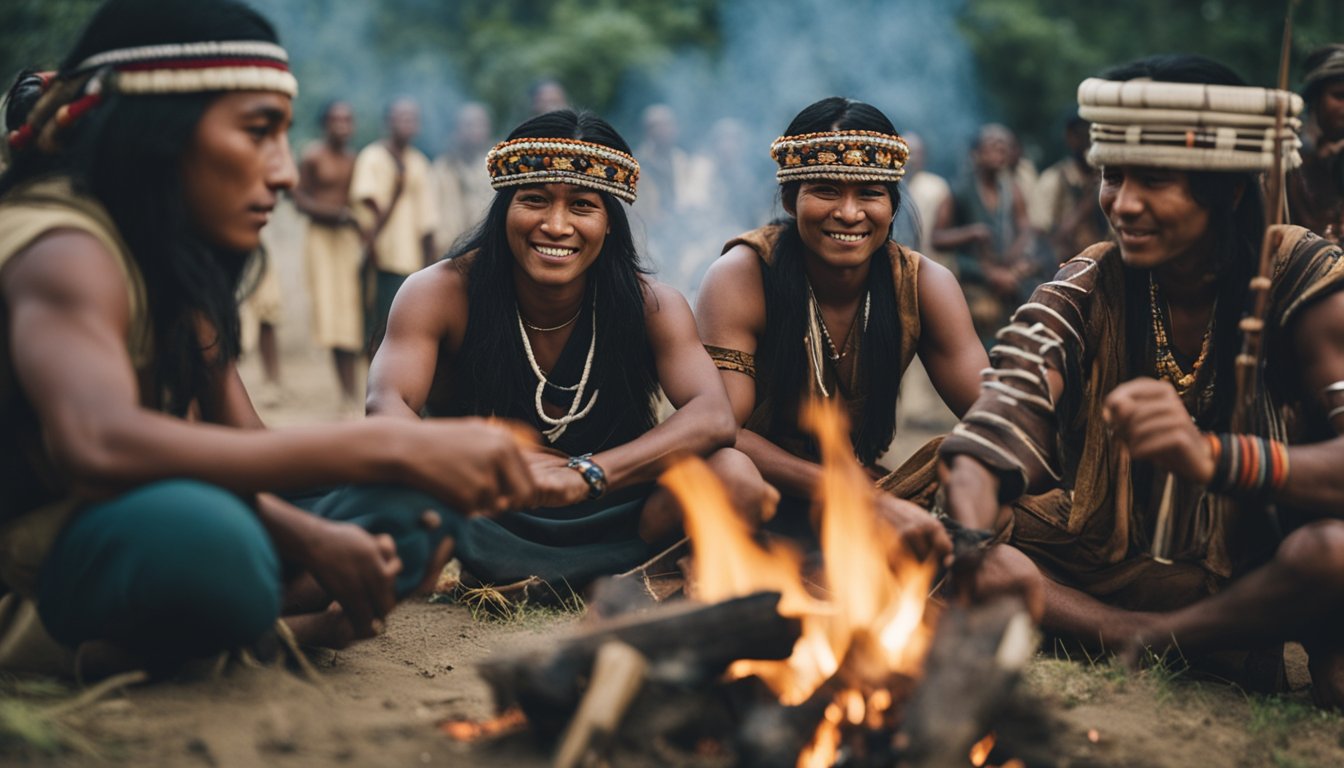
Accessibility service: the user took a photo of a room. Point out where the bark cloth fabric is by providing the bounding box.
[935,227,1344,609]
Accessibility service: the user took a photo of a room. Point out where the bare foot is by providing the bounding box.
[282,572,331,614]
[282,602,361,650]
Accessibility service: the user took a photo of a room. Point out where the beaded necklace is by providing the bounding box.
[520,305,581,333]
[516,290,599,442]
[1148,272,1213,397]
[805,282,870,397]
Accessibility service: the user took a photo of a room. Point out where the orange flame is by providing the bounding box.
[969,732,996,766]
[659,398,936,767]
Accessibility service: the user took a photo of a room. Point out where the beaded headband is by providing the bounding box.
[1077,77,1302,172]
[770,130,909,184]
[486,137,640,203]
[7,40,297,153]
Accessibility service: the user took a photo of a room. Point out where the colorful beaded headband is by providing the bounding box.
[1077,77,1302,173]
[770,130,909,184]
[8,40,297,153]
[486,137,640,203]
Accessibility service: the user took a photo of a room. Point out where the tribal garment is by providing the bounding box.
[715,225,924,466]
[426,255,663,590]
[940,227,1344,597]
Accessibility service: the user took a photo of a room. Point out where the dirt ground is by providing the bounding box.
[3,208,1343,766]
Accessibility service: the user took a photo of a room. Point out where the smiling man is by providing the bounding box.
[365,109,769,593]
[938,55,1344,704]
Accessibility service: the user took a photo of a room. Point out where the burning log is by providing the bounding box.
[895,596,1037,768]
[478,591,801,741]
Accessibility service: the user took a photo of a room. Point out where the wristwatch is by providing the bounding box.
[566,453,607,500]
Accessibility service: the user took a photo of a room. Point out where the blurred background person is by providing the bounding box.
[293,100,364,408]
[432,101,495,257]
[1029,113,1106,263]
[529,78,569,117]
[1289,43,1344,243]
[635,103,712,290]
[901,131,954,270]
[933,124,1033,346]
[351,97,438,356]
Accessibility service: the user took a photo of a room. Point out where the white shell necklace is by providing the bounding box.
[517,290,599,443]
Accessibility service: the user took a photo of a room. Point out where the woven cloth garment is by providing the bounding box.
[1078,77,1303,172]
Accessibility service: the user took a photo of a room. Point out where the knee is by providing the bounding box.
[149,483,282,642]
[706,448,779,527]
[1276,520,1344,595]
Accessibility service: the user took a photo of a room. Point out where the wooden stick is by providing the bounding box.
[552,642,648,768]
[1149,472,1177,565]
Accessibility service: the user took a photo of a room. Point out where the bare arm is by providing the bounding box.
[915,255,988,417]
[1282,291,1344,511]
[3,232,532,511]
[695,246,825,498]
[366,262,464,420]
[586,282,735,489]
[930,194,990,252]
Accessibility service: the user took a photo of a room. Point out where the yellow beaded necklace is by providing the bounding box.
[1148,273,1213,397]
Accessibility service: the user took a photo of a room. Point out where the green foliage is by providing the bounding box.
[960,0,1344,164]
[0,0,103,85]
[370,0,717,126]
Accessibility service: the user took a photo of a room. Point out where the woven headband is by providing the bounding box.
[1077,77,1302,172]
[486,137,640,204]
[7,39,296,154]
[770,130,908,184]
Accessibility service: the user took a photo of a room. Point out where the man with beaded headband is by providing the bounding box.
[366,109,770,592]
[695,97,987,559]
[0,0,538,675]
[939,54,1344,703]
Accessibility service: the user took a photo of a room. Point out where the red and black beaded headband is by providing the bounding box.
[8,40,297,153]
[486,137,640,204]
[769,129,909,184]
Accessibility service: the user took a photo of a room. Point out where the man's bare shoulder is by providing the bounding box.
[2,229,132,321]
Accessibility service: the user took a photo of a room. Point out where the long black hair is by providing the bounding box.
[0,0,279,416]
[444,110,659,446]
[1102,55,1266,432]
[758,96,905,464]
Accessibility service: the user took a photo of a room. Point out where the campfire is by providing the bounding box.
[666,400,936,766]
[458,400,1048,767]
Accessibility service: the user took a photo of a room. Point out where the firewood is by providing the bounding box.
[479,591,800,740]
[553,642,648,768]
[895,596,1038,768]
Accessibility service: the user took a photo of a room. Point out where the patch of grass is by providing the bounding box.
[0,676,106,758]
[1249,695,1326,737]
[452,580,586,625]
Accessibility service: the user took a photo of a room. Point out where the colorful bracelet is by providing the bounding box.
[1204,432,1289,496]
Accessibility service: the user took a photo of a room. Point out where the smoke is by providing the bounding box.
[251,0,468,155]
[610,0,983,179]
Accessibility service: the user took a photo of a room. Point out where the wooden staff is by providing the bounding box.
[1231,0,1296,434]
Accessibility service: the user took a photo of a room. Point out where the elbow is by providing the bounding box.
[48,421,133,491]
[703,409,738,453]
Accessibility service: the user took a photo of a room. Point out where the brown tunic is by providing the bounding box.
[939,227,1344,601]
[719,224,924,466]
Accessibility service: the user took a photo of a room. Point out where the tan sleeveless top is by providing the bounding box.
[0,178,152,596]
[722,224,924,464]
